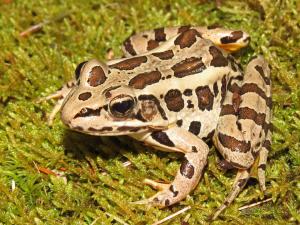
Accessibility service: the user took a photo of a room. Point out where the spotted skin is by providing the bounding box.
[41,26,270,220]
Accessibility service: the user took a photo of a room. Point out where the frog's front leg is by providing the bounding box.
[131,127,209,208]
[38,79,76,125]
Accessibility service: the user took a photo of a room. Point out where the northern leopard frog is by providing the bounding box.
[42,26,272,219]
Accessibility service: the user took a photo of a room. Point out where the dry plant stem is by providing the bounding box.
[151,206,191,225]
[238,198,272,211]
[20,11,71,37]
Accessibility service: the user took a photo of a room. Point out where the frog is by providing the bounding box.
[41,25,271,219]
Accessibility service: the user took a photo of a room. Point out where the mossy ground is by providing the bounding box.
[0,0,299,224]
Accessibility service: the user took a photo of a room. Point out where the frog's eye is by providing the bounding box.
[109,95,135,118]
[75,61,88,80]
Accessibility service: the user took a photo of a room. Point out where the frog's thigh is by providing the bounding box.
[131,127,209,208]
[214,56,271,169]
[122,26,250,57]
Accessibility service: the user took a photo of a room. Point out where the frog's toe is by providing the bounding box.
[143,178,170,191]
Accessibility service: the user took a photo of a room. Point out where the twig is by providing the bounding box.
[238,198,272,211]
[20,11,71,37]
[151,206,191,225]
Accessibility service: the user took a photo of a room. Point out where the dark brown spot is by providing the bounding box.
[180,157,195,179]
[227,55,238,72]
[218,132,251,153]
[117,126,143,132]
[220,31,243,44]
[166,75,172,79]
[154,27,166,42]
[78,92,92,101]
[187,100,194,108]
[129,71,162,89]
[74,126,83,131]
[174,29,201,49]
[188,121,201,136]
[135,110,147,122]
[191,146,197,152]
[258,164,266,170]
[178,25,191,33]
[164,199,170,206]
[88,66,107,87]
[195,86,214,111]
[220,104,236,116]
[172,57,206,78]
[88,126,113,132]
[74,107,101,118]
[238,178,248,188]
[164,89,184,112]
[213,82,219,96]
[239,107,266,126]
[232,91,242,111]
[110,56,147,70]
[75,61,88,80]
[183,89,193,96]
[218,160,235,170]
[255,65,270,85]
[151,131,175,147]
[209,46,228,67]
[123,37,137,56]
[152,50,174,60]
[169,185,179,197]
[138,95,167,120]
[221,76,227,104]
[147,39,159,51]
[228,82,240,94]
[262,140,271,151]
[236,121,242,131]
[176,119,183,127]
[203,129,215,142]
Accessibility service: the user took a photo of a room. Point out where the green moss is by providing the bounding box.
[0,0,299,224]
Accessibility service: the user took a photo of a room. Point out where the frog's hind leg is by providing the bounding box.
[131,127,209,208]
[212,169,250,220]
[213,56,271,218]
[122,26,250,57]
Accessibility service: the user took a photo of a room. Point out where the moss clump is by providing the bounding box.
[0,0,299,224]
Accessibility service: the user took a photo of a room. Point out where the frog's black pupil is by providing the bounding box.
[112,99,134,115]
[75,61,88,80]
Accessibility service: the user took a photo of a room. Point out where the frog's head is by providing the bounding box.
[61,59,168,136]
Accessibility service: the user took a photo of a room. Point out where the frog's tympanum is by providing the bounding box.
[43,26,271,219]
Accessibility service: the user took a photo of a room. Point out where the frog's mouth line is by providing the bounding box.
[67,123,166,136]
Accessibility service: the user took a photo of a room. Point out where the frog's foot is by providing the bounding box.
[212,170,250,220]
[132,179,173,208]
[37,80,76,125]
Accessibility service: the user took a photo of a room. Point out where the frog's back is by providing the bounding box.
[107,29,242,139]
